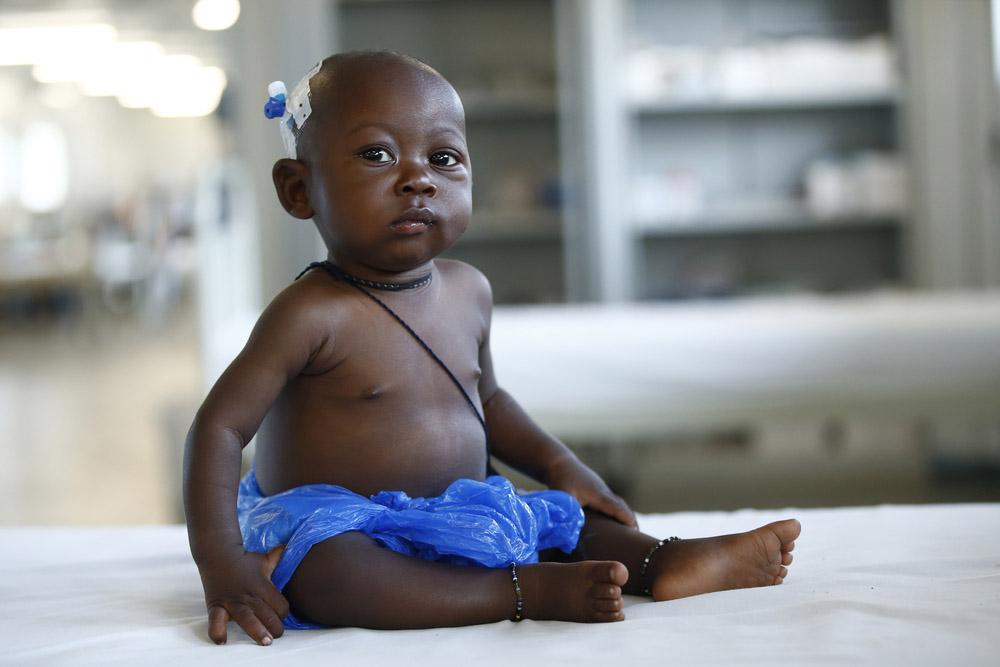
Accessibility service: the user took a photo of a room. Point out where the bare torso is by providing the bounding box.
[253,259,489,499]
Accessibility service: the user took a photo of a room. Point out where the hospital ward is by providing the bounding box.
[1,0,999,664]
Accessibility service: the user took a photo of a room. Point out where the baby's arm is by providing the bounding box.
[183,283,335,645]
[472,274,637,528]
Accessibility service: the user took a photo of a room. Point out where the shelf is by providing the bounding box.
[634,205,903,237]
[461,92,558,121]
[457,209,562,244]
[631,90,900,115]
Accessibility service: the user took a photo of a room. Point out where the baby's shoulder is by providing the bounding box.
[269,269,351,318]
[250,269,353,347]
[435,259,492,306]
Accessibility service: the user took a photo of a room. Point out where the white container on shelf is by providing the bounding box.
[855,152,907,216]
[805,152,906,219]
[632,168,705,227]
[805,160,860,218]
[628,34,898,105]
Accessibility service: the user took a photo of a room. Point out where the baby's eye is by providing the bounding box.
[429,151,459,167]
[359,147,394,164]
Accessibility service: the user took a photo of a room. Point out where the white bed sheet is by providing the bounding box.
[489,291,1000,438]
[3,504,998,665]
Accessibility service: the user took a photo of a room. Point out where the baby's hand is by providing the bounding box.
[198,546,288,646]
[545,457,638,528]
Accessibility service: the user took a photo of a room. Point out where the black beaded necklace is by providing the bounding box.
[294,261,432,291]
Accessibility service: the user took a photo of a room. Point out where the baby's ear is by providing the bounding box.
[272,158,315,220]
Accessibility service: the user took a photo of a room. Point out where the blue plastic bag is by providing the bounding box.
[238,470,584,629]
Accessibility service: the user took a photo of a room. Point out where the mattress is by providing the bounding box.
[3,503,998,665]
[488,291,1000,438]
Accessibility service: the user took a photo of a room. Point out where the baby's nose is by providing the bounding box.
[396,165,437,197]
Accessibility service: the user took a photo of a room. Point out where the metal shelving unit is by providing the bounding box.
[632,91,900,115]
[626,0,907,300]
[555,0,914,302]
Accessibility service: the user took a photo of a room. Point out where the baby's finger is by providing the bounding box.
[599,494,638,529]
[250,598,286,639]
[207,605,230,645]
[230,603,274,646]
[266,588,291,622]
[615,497,639,529]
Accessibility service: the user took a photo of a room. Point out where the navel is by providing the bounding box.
[362,385,385,400]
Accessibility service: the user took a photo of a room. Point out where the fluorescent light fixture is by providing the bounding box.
[116,55,227,117]
[9,16,227,118]
[192,0,241,31]
[33,40,166,96]
[0,23,116,67]
[0,126,13,205]
[19,121,69,213]
[152,64,227,117]
[76,41,166,97]
[116,54,201,109]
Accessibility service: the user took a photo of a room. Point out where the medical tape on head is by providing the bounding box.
[279,61,322,159]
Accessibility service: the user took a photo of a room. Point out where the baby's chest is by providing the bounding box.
[329,324,482,401]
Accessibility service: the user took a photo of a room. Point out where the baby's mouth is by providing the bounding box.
[391,208,436,234]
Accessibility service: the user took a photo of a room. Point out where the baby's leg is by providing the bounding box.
[572,511,799,601]
[282,532,629,629]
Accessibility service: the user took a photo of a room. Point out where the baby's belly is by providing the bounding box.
[254,400,488,499]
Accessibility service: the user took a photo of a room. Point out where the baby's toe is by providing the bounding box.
[594,610,625,623]
[596,561,629,587]
[593,598,623,613]
[782,551,793,566]
[777,519,801,542]
[764,562,784,581]
[591,583,621,599]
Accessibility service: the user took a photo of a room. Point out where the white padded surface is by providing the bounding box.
[3,504,998,665]
[489,292,1000,437]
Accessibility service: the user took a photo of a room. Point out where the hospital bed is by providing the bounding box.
[487,291,1000,440]
[3,503,998,664]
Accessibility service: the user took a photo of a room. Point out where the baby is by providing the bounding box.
[183,50,800,645]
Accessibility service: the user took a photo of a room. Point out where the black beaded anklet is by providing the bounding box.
[509,563,524,621]
[640,536,680,596]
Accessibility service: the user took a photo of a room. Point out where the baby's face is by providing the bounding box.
[304,65,472,273]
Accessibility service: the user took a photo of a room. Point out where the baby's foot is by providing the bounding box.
[519,560,629,622]
[648,519,800,601]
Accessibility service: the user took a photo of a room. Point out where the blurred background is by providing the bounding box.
[1,0,998,525]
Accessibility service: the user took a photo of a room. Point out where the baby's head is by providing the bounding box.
[269,51,472,275]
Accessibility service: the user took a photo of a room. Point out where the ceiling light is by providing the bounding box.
[151,65,227,117]
[0,126,13,205]
[19,121,69,213]
[76,41,166,97]
[0,23,116,67]
[117,55,227,117]
[192,0,240,31]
